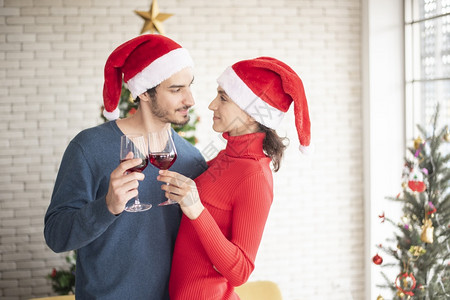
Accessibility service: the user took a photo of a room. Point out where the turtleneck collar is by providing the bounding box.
[222,132,267,159]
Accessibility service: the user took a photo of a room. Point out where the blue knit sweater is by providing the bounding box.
[44,121,206,299]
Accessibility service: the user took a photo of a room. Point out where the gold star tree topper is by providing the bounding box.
[135,0,173,35]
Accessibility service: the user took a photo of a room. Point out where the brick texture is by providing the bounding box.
[0,0,363,299]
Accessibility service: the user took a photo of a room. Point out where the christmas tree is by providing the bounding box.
[47,251,76,295]
[376,105,450,299]
[101,81,199,145]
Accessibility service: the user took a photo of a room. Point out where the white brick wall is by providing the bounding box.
[0,0,363,299]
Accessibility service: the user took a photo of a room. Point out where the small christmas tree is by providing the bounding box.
[376,105,450,299]
[101,82,199,145]
[47,251,76,295]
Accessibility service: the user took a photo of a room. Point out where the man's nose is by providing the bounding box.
[183,89,195,106]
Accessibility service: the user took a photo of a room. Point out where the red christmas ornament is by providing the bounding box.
[372,254,383,265]
[427,201,437,215]
[395,272,416,296]
[408,181,426,192]
[127,107,137,116]
[408,166,426,192]
[378,211,385,223]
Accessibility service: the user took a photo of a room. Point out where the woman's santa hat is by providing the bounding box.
[217,57,312,153]
[102,34,194,120]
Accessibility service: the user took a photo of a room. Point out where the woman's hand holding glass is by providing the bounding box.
[157,170,204,220]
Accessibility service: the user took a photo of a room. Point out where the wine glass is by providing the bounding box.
[120,134,152,212]
[148,129,178,206]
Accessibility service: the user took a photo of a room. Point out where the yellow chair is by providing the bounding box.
[235,280,282,300]
[29,296,75,300]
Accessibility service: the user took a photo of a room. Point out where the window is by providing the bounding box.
[405,0,450,138]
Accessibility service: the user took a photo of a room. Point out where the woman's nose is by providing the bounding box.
[208,96,218,111]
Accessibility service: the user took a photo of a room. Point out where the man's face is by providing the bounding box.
[149,67,195,126]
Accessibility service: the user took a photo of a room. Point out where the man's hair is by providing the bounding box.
[135,86,158,104]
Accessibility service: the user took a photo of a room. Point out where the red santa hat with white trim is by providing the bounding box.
[102,34,194,120]
[217,57,312,153]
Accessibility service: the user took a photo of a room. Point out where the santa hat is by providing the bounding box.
[217,57,312,153]
[102,34,194,120]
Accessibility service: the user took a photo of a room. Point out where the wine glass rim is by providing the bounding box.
[148,128,172,134]
[122,133,145,138]
[148,129,176,154]
[148,129,175,139]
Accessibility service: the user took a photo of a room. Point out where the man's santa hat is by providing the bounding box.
[102,34,194,120]
[217,57,312,153]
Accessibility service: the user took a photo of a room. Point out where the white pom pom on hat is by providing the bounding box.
[102,34,194,120]
[217,57,312,153]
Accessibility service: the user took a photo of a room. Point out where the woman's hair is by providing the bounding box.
[258,123,289,172]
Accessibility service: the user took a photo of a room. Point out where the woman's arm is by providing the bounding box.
[158,170,272,286]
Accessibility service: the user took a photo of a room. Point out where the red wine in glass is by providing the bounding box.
[121,157,149,173]
[120,134,152,212]
[149,152,177,170]
[148,129,178,206]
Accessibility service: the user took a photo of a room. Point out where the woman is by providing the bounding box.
[157,57,311,299]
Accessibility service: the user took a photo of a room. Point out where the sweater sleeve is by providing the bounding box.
[44,140,117,253]
[190,172,272,286]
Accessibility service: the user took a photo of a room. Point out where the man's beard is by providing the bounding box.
[150,98,191,126]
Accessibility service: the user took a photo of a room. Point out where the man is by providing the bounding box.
[44,35,207,299]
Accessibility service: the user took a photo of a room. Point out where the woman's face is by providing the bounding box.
[208,86,257,136]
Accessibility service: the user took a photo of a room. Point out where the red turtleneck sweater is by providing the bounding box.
[169,132,273,299]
